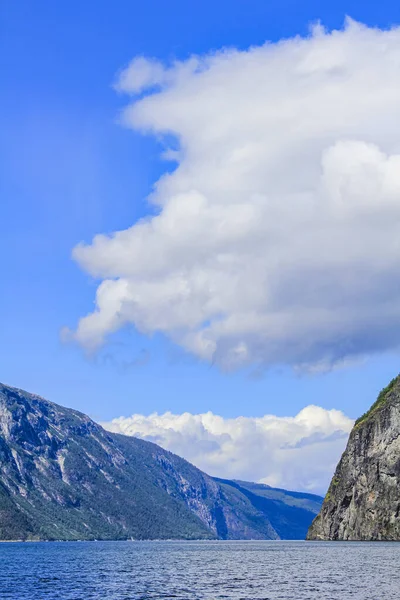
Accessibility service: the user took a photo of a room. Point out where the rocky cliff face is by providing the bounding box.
[0,382,321,541]
[307,375,400,540]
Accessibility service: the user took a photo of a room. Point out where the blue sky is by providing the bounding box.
[2,0,400,428]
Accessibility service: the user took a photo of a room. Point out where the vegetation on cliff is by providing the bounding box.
[355,375,399,427]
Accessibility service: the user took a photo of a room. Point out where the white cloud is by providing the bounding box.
[114,57,166,94]
[102,405,353,494]
[69,19,400,370]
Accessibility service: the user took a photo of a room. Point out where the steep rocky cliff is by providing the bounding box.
[307,375,400,540]
[0,382,321,541]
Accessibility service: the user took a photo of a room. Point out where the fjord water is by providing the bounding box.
[1,540,399,599]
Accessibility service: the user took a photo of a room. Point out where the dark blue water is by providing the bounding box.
[1,540,399,599]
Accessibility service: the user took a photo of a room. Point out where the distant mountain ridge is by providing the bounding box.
[0,382,322,541]
[214,478,324,540]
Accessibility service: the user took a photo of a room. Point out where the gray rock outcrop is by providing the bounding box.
[307,375,400,540]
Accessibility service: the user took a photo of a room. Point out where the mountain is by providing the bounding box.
[307,375,400,541]
[0,382,321,541]
[214,479,324,540]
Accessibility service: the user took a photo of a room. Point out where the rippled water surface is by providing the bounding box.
[1,540,400,599]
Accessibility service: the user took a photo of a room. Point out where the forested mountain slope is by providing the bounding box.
[0,382,320,541]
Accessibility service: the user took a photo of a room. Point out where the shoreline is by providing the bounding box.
[2,538,400,544]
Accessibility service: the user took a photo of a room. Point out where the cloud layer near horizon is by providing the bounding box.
[69,20,400,370]
[102,405,353,494]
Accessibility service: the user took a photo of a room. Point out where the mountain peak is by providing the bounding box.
[0,382,321,541]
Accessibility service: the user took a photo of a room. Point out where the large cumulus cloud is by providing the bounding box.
[68,20,400,370]
[102,405,353,493]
